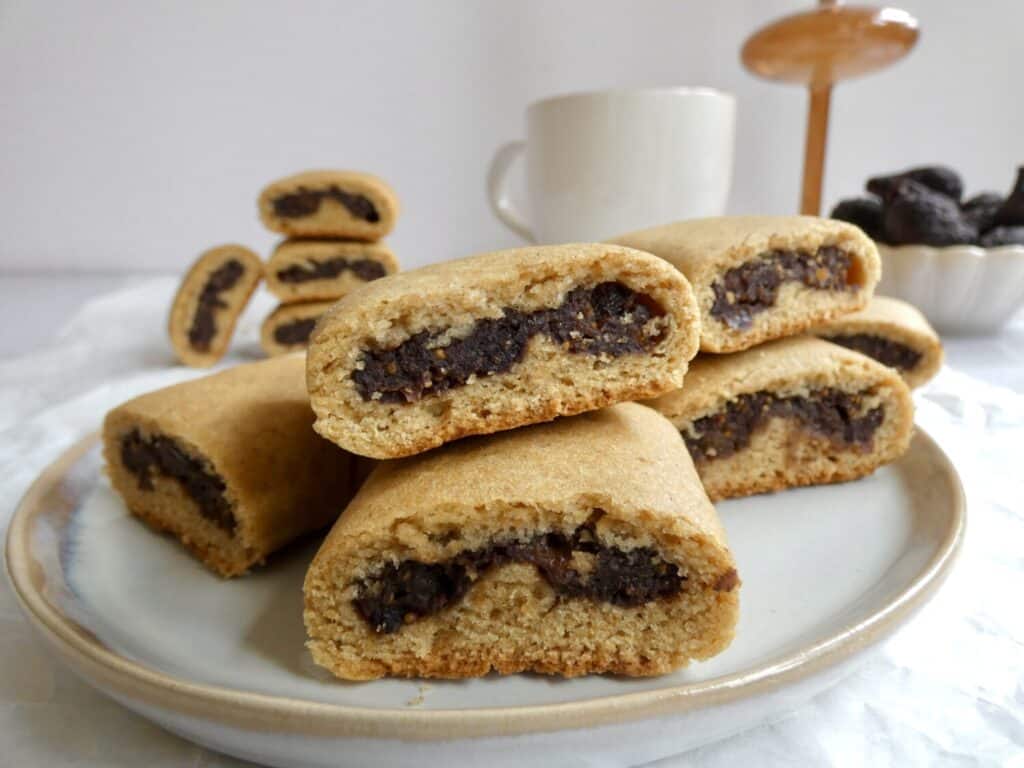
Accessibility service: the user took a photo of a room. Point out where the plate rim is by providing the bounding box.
[5,429,966,741]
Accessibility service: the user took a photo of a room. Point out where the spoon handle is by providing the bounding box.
[801,83,832,215]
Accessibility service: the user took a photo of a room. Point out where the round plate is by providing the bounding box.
[5,431,964,768]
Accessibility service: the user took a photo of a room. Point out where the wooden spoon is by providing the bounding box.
[742,2,919,215]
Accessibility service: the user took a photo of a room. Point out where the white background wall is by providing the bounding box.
[1,0,1020,272]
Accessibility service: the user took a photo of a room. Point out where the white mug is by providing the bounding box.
[488,87,736,243]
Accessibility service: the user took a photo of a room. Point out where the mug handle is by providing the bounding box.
[487,141,535,243]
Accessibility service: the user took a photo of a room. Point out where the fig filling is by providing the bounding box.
[352,282,666,403]
[710,246,855,330]
[353,517,715,635]
[271,186,380,222]
[823,333,922,371]
[188,259,245,352]
[276,257,387,284]
[273,317,319,346]
[684,388,885,463]
[120,429,235,532]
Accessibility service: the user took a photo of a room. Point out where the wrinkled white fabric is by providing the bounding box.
[0,279,1020,767]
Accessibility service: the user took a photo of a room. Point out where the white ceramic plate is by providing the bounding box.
[6,431,964,768]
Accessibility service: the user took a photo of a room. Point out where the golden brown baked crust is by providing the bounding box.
[168,244,263,368]
[103,355,356,577]
[646,336,914,500]
[813,295,943,388]
[303,403,739,680]
[260,300,336,357]
[257,170,399,240]
[306,243,702,459]
[609,216,881,353]
[265,240,399,303]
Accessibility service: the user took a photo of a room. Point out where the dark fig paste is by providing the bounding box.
[710,246,854,329]
[823,333,922,371]
[684,388,884,462]
[272,186,379,222]
[188,259,245,352]
[120,429,235,532]
[273,317,318,346]
[353,517,695,634]
[276,256,386,284]
[352,282,665,403]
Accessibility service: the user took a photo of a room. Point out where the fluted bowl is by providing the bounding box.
[877,243,1024,334]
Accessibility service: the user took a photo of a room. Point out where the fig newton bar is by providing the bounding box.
[103,355,356,577]
[266,240,399,303]
[646,336,913,500]
[168,244,263,368]
[814,295,943,388]
[304,403,739,680]
[306,243,701,459]
[610,216,881,353]
[258,170,399,240]
[260,300,334,357]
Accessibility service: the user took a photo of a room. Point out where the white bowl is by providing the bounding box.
[877,243,1024,334]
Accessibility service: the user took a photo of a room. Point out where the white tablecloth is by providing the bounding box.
[1,278,1021,767]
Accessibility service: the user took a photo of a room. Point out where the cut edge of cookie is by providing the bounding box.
[304,503,740,679]
[260,300,336,357]
[813,295,943,388]
[257,170,399,240]
[101,356,356,577]
[611,216,881,354]
[647,336,914,500]
[306,244,702,458]
[265,239,399,302]
[102,417,263,577]
[168,244,263,368]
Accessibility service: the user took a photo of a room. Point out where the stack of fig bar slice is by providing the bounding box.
[611,215,941,500]
[256,170,401,357]
[302,243,743,681]
[102,215,941,686]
